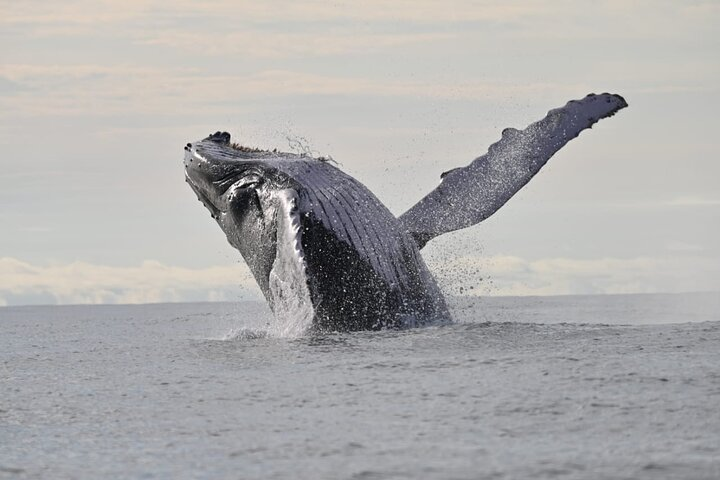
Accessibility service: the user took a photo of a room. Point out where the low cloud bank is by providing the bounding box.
[1,255,718,307]
[0,258,261,306]
[430,255,720,297]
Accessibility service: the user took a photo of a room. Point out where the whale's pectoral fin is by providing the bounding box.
[399,93,628,248]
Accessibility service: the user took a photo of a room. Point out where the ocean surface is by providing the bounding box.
[1,293,719,479]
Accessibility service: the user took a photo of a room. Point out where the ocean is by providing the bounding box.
[1,293,719,479]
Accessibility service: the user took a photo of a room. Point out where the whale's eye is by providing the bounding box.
[214,171,263,194]
[236,173,262,189]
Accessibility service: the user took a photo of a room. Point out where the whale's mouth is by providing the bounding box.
[185,173,222,218]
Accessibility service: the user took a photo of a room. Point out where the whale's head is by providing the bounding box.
[183,132,302,303]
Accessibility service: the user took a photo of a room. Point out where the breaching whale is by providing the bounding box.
[184,93,627,333]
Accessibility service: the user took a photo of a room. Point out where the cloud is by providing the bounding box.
[0,76,26,95]
[138,31,456,58]
[0,63,578,116]
[602,196,720,210]
[665,242,704,253]
[0,257,262,306]
[0,2,530,66]
[2,254,718,307]
[6,0,716,47]
[429,254,720,297]
[1,1,537,34]
[664,196,720,207]
[2,1,716,117]
[190,1,536,23]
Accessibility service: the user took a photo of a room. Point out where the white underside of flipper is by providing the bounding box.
[267,189,314,337]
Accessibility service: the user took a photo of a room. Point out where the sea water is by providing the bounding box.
[1,293,719,479]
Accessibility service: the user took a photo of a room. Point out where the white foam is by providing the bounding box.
[267,188,315,337]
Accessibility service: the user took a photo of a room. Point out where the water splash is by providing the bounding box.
[218,328,269,341]
[267,189,315,337]
[284,130,338,164]
[285,133,317,157]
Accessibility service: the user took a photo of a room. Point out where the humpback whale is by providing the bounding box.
[184,93,627,333]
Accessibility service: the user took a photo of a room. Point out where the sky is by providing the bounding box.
[1,0,719,306]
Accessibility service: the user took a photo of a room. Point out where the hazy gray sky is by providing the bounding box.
[1,0,718,305]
